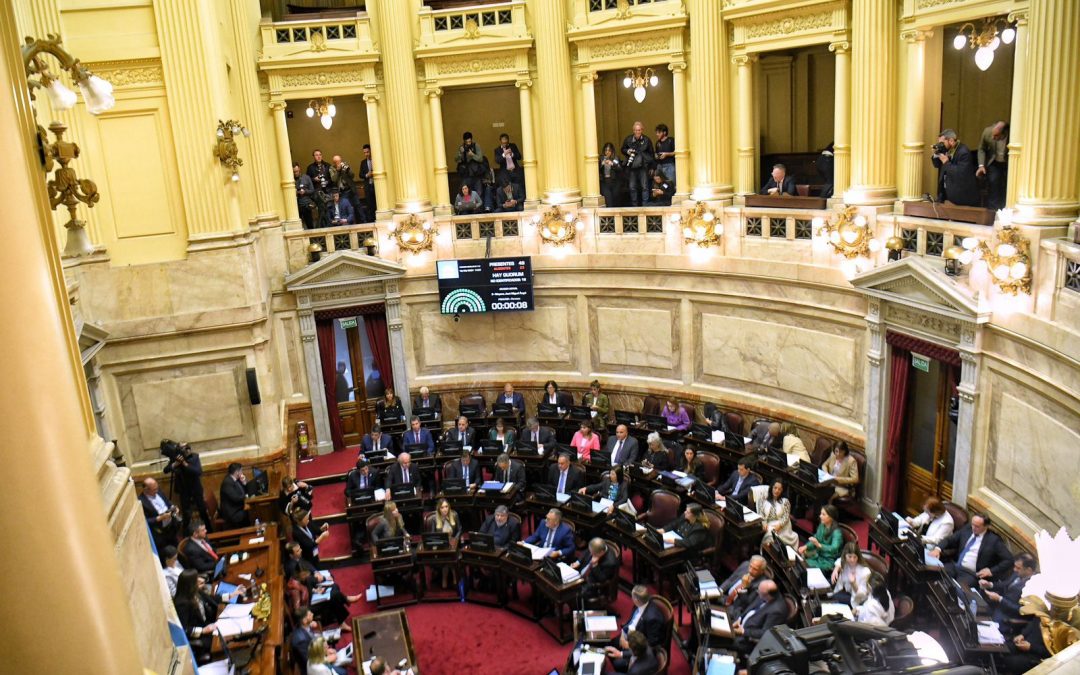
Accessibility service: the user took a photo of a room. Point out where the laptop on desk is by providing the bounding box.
[508,542,534,565]
[479,439,504,455]
[689,423,712,440]
[375,536,405,557]
[568,405,592,421]
[414,406,437,421]
[211,554,229,582]
[467,531,495,553]
[538,402,560,417]
[421,531,450,551]
[644,413,667,430]
[614,410,639,426]
[460,404,483,419]
[724,500,745,523]
[532,483,556,501]
[350,487,376,505]
[441,478,466,495]
[642,522,665,550]
[492,402,514,416]
[589,448,611,469]
[390,484,416,500]
[439,440,463,457]
[568,492,594,512]
[514,439,540,455]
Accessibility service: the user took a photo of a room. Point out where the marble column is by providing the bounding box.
[1015,0,1080,228]
[530,0,580,203]
[370,0,430,211]
[363,92,391,219]
[898,30,930,201]
[1005,10,1028,209]
[425,88,451,213]
[734,54,758,195]
[952,344,980,506]
[0,4,144,668]
[579,71,601,206]
[830,40,851,199]
[517,79,540,206]
[298,307,333,455]
[228,0,276,220]
[687,0,732,200]
[845,0,898,206]
[385,282,411,420]
[270,100,300,223]
[862,299,886,506]
[669,60,690,200]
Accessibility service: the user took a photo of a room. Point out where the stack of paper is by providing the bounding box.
[741,506,762,523]
[806,567,831,590]
[817,468,833,483]
[662,531,683,549]
[555,492,571,504]
[217,615,254,637]
[584,615,618,633]
[557,562,581,583]
[591,498,613,514]
[522,542,553,560]
[618,501,637,516]
[977,621,1006,645]
[364,584,396,601]
[923,551,944,568]
[634,523,646,532]
[820,602,854,620]
[317,571,334,587]
[219,603,254,619]
[786,453,801,467]
[501,482,515,493]
[711,430,725,444]
[312,588,331,604]
[706,653,736,675]
[709,609,731,633]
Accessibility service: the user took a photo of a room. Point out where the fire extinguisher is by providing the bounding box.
[296,421,310,459]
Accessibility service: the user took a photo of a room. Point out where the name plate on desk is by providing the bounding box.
[744,194,828,209]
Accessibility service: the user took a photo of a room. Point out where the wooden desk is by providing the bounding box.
[459,545,506,607]
[903,200,995,225]
[415,539,460,601]
[744,194,828,209]
[353,609,419,674]
[370,545,419,608]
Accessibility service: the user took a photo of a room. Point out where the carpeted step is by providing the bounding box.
[311,484,347,518]
[297,449,359,480]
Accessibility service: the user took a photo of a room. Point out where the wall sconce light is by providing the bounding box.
[1020,527,1080,656]
[971,221,1031,295]
[885,236,904,262]
[623,67,659,103]
[215,119,249,182]
[816,206,881,257]
[307,241,323,264]
[42,121,100,257]
[305,97,337,130]
[675,202,721,248]
[535,206,578,246]
[943,245,963,276]
[953,16,1015,71]
[23,34,115,115]
[362,236,378,256]
[388,214,436,254]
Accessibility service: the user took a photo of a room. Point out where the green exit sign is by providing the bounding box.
[338,317,357,330]
[911,352,931,373]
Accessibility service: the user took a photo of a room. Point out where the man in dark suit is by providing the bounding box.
[759,163,798,196]
[182,520,219,573]
[479,505,520,548]
[139,477,180,550]
[718,458,759,504]
[749,421,781,450]
[609,585,665,649]
[402,416,435,455]
[496,383,526,424]
[720,555,769,612]
[344,458,381,502]
[494,180,524,212]
[523,417,557,449]
[932,129,980,206]
[359,143,376,222]
[413,386,441,418]
[493,453,526,491]
[548,452,585,494]
[361,424,394,456]
[493,133,523,188]
[218,463,249,528]
[447,449,482,488]
[525,508,575,559]
[930,513,1013,586]
[981,552,1036,629]
[327,190,355,226]
[446,416,476,448]
[732,580,787,654]
[572,537,619,600]
[385,452,417,490]
[605,630,658,675]
[289,606,316,674]
[161,440,211,533]
[606,424,641,466]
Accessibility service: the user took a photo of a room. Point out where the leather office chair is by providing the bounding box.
[784,594,799,624]
[460,393,485,413]
[442,460,455,481]
[640,489,681,528]
[696,451,721,487]
[680,402,697,425]
[944,501,969,530]
[724,412,745,437]
[365,514,383,551]
[893,593,915,628]
[649,594,675,651]
[584,539,623,611]
[177,537,193,568]
[839,523,859,546]
[653,646,669,675]
[203,492,226,532]
[701,508,725,570]
[642,395,662,416]
[862,550,889,577]
[811,436,833,466]
[796,184,810,197]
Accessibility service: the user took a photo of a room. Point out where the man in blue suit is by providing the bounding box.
[496,382,526,425]
[327,190,355,226]
[402,416,435,455]
[718,457,760,504]
[360,424,394,456]
[525,508,575,559]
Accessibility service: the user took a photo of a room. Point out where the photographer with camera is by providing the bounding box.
[455,131,487,198]
[931,129,979,207]
[329,154,359,219]
[161,439,211,533]
[621,121,654,207]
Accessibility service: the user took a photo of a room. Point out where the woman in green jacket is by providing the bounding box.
[800,504,844,570]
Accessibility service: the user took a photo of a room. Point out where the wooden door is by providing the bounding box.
[902,358,959,514]
[336,321,375,447]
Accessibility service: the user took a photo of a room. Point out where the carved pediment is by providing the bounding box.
[851,257,989,323]
[284,250,406,292]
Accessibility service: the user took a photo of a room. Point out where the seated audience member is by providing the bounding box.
[375,387,405,422]
[279,476,313,517]
[659,503,710,554]
[492,453,526,491]
[548,452,585,494]
[219,462,249,528]
[571,420,601,462]
[524,508,575,559]
[368,655,412,675]
[183,520,220,573]
[606,424,640,466]
[648,171,674,206]
[488,416,516,449]
[403,416,435,456]
[413,386,442,417]
[599,142,624,208]
[750,421,782,451]
[161,546,184,597]
[345,459,381,502]
[905,495,954,546]
[981,553,1037,628]
[572,537,619,601]
[306,636,346,675]
[327,190,355,226]
[641,432,672,472]
[603,630,658,675]
[800,505,843,570]
[283,542,360,625]
[292,509,330,565]
[372,501,410,544]
[479,505,520,548]
[495,179,523,212]
[429,498,462,588]
[818,142,835,198]
[929,513,1013,586]
[720,555,769,611]
[447,449,482,489]
[446,416,476,448]
[583,380,611,421]
[932,128,980,207]
[454,184,482,214]
[386,452,417,489]
[779,422,811,463]
[759,163,797,196]
[853,572,894,627]
[523,416,557,449]
[610,586,665,649]
[1000,615,1051,673]
[173,568,220,661]
[822,441,860,499]
[758,480,799,548]
[731,580,787,654]
[140,477,180,550]
[289,606,317,673]
[580,466,629,513]
[718,457,760,504]
[662,398,691,431]
[830,542,872,606]
[540,380,571,411]
[676,446,706,480]
[498,382,525,415]
[361,425,394,456]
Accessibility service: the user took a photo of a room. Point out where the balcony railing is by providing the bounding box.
[259,12,374,65]
[876,213,992,259]
[587,0,673,12]
[418,0,529,49]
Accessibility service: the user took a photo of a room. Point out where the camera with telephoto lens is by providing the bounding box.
[160,438,192,463]
[932,142,948,156]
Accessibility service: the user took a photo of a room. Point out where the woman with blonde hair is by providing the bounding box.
[372,501,409,543]
[307,636,346,675]
[429,497,462,588]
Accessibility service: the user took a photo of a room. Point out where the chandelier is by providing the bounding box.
[953,17,1016,71]
[305,97,337,130]
[534,206,578,246]
[673,202,721,248]
[623,67,659,103]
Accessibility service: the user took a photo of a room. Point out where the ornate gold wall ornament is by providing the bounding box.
[279,67,364,89]
[389,214,436,254]
[1019,527,1080,656]
[588,35,670,59]
[615,0,633,20]
[463,17,481,38]
[252,583,271,620]
[815,206,881,260]
[215,120,249,181]
[433,55,516,76]
[82,60,163,88]
[971,221,1031,295]
[677,202,721,248]
[743,10,833,39]
[43,121,100,257]
[534,206,578,246]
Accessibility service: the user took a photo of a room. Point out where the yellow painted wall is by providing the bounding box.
[757,45,835,154]
[285,94,371,170]
[939,22,1015,151]
[439,83,522,194]
[595,66,674,154]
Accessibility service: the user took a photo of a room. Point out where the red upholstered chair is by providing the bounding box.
[944,501,969,530]
[862,550,889,577]
[649,595,675,652]
[893,594,915,628]
[701,508,726,569]
[640,490,681,528]
[696,451,722,487]
[177,537,193,568]
[796,184,810,197]
[724,412,745,437]
[784,595,799,624]
[460,393,485,413]
[365,514,383,549]
[680,403,697,425]
[653,646,669,675]
[442,460,455,481]
[839,523,859,547]
[811,436,833,466]
[642,395,662,416]
[204,492,226,532]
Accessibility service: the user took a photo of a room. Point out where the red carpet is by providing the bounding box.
[298,449,358,480]
[312,485,347,518]
[319,523,354,559]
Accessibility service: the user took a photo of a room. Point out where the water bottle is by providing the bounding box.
[254,518,263,536]
[458,578,466,602]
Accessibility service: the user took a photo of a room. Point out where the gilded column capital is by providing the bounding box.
[515,78,533,90]
[363,92,380,104]
[900,29,931,43]
[268,100,287,112]
[577,71,597,84]
[668,61,687,73]
[828,40,850,54]
[731,54,757,66]
[1007,9,1029,25]
[424,87,443,99]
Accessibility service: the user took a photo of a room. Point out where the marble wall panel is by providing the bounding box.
[133,371,245,447]
[591,301,679,377]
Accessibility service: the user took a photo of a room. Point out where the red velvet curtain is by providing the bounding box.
[882,347,911,511]
[364,313,395,394]
[316,319,346,451]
